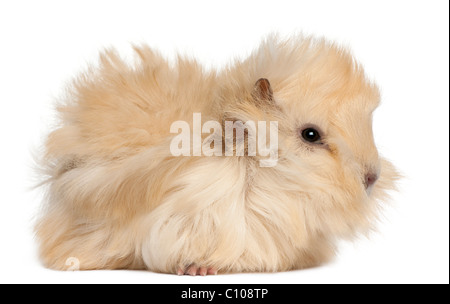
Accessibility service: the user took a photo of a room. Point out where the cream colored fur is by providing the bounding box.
[35,35,399,273]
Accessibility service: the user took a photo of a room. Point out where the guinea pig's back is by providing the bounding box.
[46,46,219,163]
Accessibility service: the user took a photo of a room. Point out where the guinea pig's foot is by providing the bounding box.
[177,264,218,276]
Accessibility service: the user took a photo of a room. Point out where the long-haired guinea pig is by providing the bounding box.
[35,35,399,275]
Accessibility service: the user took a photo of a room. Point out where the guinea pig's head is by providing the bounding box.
[227,36,400,238]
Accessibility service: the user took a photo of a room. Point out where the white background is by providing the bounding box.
[0,0,448,284]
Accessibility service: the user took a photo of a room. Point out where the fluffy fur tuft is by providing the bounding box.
[35,35,399,273]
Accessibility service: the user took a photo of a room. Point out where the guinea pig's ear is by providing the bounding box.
[251,78,274,103]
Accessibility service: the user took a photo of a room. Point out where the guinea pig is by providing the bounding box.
[35,34,399,275]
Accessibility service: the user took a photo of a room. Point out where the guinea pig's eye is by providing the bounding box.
[301,127,322,144]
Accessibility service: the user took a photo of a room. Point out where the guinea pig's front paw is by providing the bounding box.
[177,264,218,276]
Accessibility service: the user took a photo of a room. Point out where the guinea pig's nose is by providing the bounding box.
[364,171,379,190]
